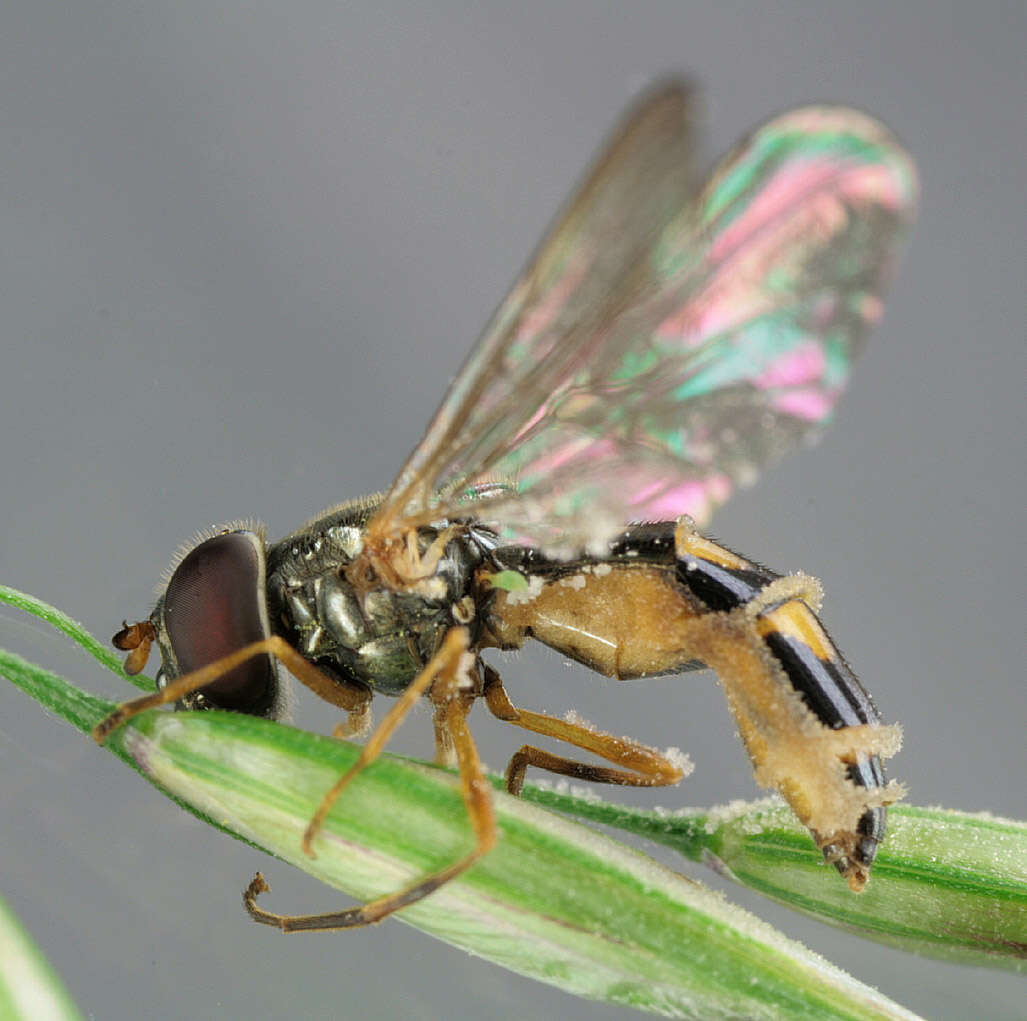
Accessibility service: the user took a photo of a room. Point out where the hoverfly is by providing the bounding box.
[94,80,917,932]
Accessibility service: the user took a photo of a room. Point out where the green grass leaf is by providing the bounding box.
[0,894,85,1021]
[7,584,1021,1017]
[521,789,1027,971]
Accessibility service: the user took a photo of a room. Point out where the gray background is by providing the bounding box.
[2,3,1024,1019]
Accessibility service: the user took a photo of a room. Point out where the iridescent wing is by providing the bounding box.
[370,81,918,557]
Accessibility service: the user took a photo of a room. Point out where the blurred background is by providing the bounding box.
[1,3,1023,1018]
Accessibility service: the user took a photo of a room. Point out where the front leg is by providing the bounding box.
[92,635,372,742]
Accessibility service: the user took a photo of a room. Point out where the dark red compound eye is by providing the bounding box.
[162,531,277,716]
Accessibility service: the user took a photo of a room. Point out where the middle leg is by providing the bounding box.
[244,626,495,931]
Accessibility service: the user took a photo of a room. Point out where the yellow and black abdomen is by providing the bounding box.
[485,518,903,890]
